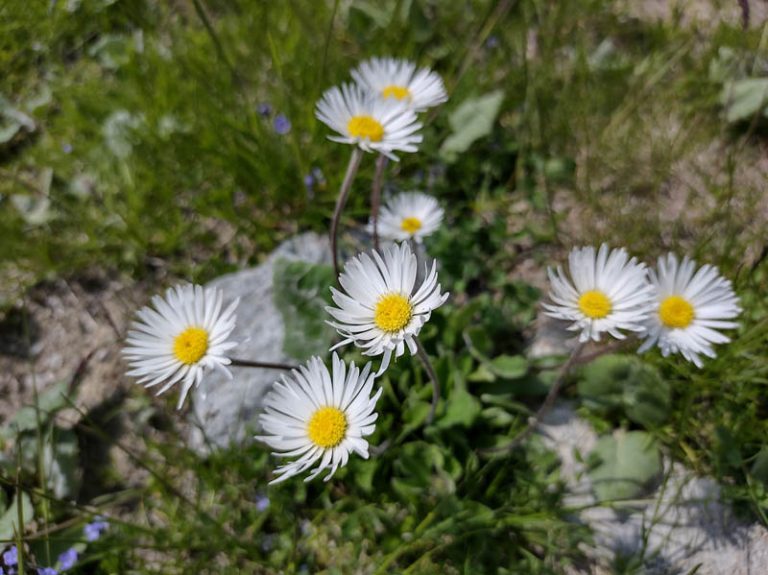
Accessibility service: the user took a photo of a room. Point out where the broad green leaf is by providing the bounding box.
[1,382,71,438]
[588,430,661,502]
[0,491,33,540]
[272,259,336,361]
[578,355,669,427]
[720,78,768,123]
[750,446,768,483]
[488,355,528,380]
[45,428,82,499]
[437,388,481,429]
[439,91,504,163]
[0,94,35,144]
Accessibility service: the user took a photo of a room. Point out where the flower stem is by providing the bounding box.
[478,342,585,455]
[370,154,389,252]
[415,338,440,424]
[330,148,364,277]
[229,358,299,371]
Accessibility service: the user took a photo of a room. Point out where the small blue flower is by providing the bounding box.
[311,167,325,183]
[84,517,109,542]
[38,568,58,575]
[61,143,73,154]
[255,494,270,512]
[273,114,291,135]
[257,103,272,117]
[2,546,17,567]
[486,35,499,49]
[303,174,315,189]
[57,548,77,571]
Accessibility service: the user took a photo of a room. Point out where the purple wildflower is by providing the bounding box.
[255,494,270,512]
[38,568,58,575]
[2,547,17,567]
[257,103,272,117]
[57,549,77,571]
[273,114,291,135]
[84,517,109,542]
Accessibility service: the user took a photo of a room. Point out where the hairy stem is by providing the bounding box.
[330,148,364,277]
[370,154,389,252]
[415,338,441,424]
[479,342,585,455]
[229,358,299,371]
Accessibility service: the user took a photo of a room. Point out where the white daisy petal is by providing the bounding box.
[368,191,444,243]
[351,57,448,112]
[326,242,448,372]
[315,83,422,160]
[543,244,655,342]
[122,283,239,409]
[639,253,741,367]
[257,353,381,484]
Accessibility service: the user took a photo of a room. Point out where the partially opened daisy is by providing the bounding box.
[326,242,449,374]
[123,284,239,409]
[315,83,422,160]
[257,353,382,484]
[370,191,444,243]
[543,244,655,342]
[352,57,448,112]
[638,253,741,367]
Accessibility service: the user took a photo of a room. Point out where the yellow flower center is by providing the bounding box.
[347,115,384,142]
[172,327,209,365]
[400,216,423,235]
[374,293,413,333]
[659,295,694,328]
[577,290,612,319]
[381,84,411,101]
[307,406,347,448]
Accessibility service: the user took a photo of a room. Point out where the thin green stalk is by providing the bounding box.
[15,445,25,575]
[191,0,237,81]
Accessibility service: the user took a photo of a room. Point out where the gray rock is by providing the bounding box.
[540,403,768,574]
[187,232,331,453]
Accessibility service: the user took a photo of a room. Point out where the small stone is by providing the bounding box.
[187,232,331,453]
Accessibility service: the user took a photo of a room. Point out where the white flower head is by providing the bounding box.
[257,353,382,484]
[370,191,444,243]
[326,242,449,374]
[638,253,741,367]
[315,83,422,160]
[542,244,655,343]
[123,284,239,409]
[351,57,448,112]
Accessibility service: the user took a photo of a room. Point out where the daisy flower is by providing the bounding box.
[351,57,448,112]
[542,244,655,343]
[123,284,239,409]
[370,191,444,243]
[257,353,382,484]
[326,242,449,374]
[315,83,422,160]
[638,253,741,367]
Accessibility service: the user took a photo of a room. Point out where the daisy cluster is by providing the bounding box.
[121,56,742,488]
[315,57,447,160]
[544,245,741,367]
[121,58,451,484]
